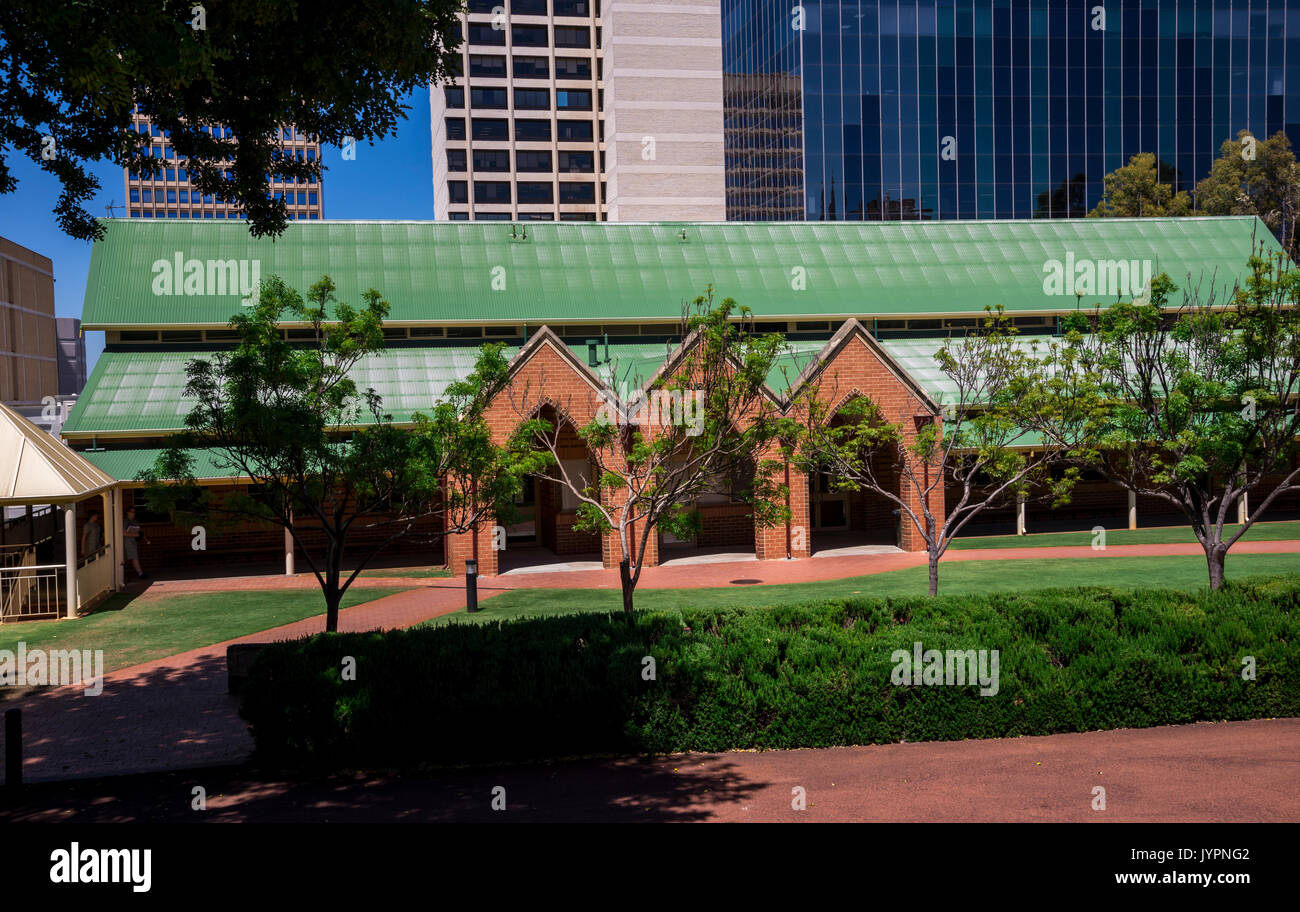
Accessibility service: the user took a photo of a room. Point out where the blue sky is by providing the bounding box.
[0,88,433,374]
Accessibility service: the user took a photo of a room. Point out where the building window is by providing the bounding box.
[131,210,140,217]
[518,212,554,221]
[447,149,467,171]
[554,26,589,48]
[474,181,511,204]
[554,57,591,80]
[444,86,465,109]
[471,118,510,141]
[559,212,596,221]
[467,23,506,46]
[556,120,593,141]
[553,0,589,15]
[448,181,469,204]
[474,212,512,221]
[513,56,549,78]
[470,87,508,109]
[449,211,470,221]
[141,189,152,202]
[473,149,510,172]
[469,54,507,78]
[515,119,551,141]
[178,190,189,203]
[166,189,177,203]
[514,88,550,110]
[446,118,466,141]
[129,189,140,203]
[297,191,307,204]
[516,150,552,172]
[466,0,498,11]
[559,182,595,203]
[558,150,594,173]
[511,25,548,47]
[308,192,318,205]
[512,0,547,13]
[517,182,554,204]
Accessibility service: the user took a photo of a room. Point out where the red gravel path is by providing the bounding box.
[2,717,1296,822]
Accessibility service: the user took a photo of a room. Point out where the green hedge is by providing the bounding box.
[239,576,1300,769]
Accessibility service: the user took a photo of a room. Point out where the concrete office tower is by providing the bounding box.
[124,109,323,221]
[430,0,725,222]
[601,0,726,221]
[55,318,86,397]
[431,0,606,222]
[0,237,58,407]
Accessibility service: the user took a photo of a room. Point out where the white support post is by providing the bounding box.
[1127,490,1137,531]
[112,487,125,589]
[1015,495,1026,536]
[284,522,295,576]
[1237,491,1248,526]
[64,503,78,619]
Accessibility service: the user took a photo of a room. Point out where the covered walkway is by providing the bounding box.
[0,402,122,621]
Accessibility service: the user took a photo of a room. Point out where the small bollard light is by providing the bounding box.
[5,708,21,790]
[466,558,479,613]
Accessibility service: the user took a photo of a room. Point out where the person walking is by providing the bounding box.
[123,508,150,580]
[81,510,104,559]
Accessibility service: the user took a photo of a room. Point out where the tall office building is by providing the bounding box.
[124,110,324,221]
[0,236,58,407]
[431,0,726,221]
[725,0,1300,220]
[434,0,1299,223]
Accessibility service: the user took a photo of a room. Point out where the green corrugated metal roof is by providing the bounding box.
[61,339,685,438]
[82,217,1281,328]
[78,447,247,482]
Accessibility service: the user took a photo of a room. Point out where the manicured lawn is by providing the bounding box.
[0,587,406,675]
[949,520,1300,549]
[357,566,452,579]
[429,553,1300,626]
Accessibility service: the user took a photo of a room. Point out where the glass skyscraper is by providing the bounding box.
[722,0,1300,221]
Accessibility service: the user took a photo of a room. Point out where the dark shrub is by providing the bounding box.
[240,577,1300,770]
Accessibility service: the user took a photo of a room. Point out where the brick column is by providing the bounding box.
[444,477,499,577]
[601,486,660,570]
[897,464,942,553]
[756,457,809,560]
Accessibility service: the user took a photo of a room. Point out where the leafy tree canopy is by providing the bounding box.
[1195,129,1300,258]
[1088,153,1191,218]
[0,1,461,239]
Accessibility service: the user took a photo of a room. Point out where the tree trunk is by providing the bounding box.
[325,541,342,632]
[1206,544,1227,591]
[619,558,635,618]
[325,586,342,633]
[928,549,940,596]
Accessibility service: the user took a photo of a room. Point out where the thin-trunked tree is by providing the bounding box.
[514,290,791,616]
[141,274,545,631]
[1035,253,1300,589]
[792,308,1082,596]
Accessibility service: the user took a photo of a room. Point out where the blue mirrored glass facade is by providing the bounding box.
[722,0,1300,220]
